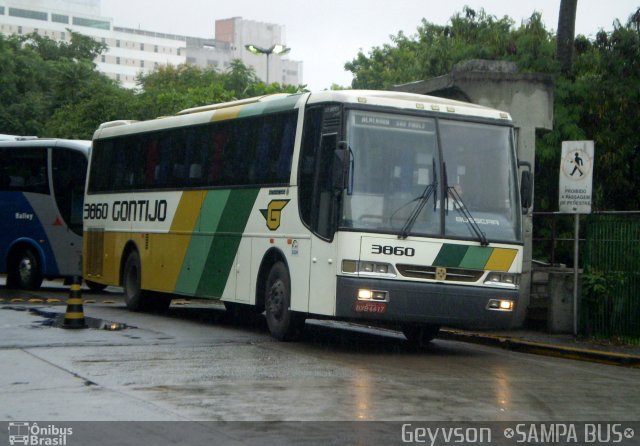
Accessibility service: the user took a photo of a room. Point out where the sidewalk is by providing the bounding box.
[439,328,640,368]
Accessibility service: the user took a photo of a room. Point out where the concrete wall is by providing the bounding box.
[394,60,554,327]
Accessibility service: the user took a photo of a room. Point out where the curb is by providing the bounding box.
[439,329,640,368]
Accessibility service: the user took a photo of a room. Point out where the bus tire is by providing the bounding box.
[122,250,148,311]
[402,324,440,349]
[86,280,107,293]
[264,262,303,341]
[7,248,43,291]
[224,301,258,322]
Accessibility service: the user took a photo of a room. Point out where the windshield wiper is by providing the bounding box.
[447,186,489,246]
[399,182,437,240]
[398,158,438,240]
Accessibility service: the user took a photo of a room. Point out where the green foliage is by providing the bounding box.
[133,60,303,120]
[0,32,124,138]
[536,13,640,211]
[581,268,634,340]
[345,7,555,89]
[2,6,639,213]
[0,32,304,139]
[346,6,640,212]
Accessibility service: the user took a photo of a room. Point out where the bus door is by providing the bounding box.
[307,131,340,316]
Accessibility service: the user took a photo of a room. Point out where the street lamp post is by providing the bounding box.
[244,43,290,84]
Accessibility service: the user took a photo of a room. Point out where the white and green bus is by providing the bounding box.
[84,91,530,343]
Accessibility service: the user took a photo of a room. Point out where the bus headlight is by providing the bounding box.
[358,289,389,302]
[342,260,396,277]
[484,272,520,289]
[487,299,514,311]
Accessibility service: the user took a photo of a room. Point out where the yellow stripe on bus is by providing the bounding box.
[484,248,518,272]
[211,106,243,122]
[142,191,205,292]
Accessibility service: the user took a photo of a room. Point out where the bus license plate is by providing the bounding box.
[354,302,387,314]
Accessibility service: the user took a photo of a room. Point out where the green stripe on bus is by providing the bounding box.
[195,188,260,297]
[175,190,230,295]
[433,244,469,267]
[458,246,493,269]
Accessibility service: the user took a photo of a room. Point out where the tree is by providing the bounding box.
[536,10,640,212]
[134,60,303,120]
[556,0,578,75]
[0,31,119,137]
[44,76,136,139]
[134,64,231,119]
[345,7,554,90]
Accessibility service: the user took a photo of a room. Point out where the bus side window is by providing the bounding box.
[52,148,87,235]
[0,151,10,190]
[144,137,159,188]
[275,113,296,183]
[208,128,226,185]
[5,148,50,194]
[253,117,271,183]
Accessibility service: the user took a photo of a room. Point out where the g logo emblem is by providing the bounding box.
[260,200,289,230]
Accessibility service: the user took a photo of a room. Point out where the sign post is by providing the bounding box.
[558,141,594,335]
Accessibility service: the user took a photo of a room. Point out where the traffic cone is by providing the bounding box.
[62,277,87,329]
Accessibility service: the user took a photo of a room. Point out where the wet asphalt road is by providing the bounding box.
[1,280,639,432]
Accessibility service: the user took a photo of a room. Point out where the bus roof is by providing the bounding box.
[0,138,91,155]
[93,89,512,140]
[306,90,512,121]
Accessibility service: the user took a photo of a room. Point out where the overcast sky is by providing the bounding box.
[100,0,636,91]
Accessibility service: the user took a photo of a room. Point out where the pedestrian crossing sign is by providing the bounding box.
[559,141,594,214]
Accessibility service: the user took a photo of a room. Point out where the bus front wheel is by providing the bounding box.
[402,324,440,348]
[7,248,43,291]
[264,262,304,341]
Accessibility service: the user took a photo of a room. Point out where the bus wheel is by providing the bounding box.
[147,292,172,313]
[224,301,258,322]
[264,262,303,341]
[402,324,440,349]
[85,280,107,293]
[8,248,43,291]
[122,251,147,311]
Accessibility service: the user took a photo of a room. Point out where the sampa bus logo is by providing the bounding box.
[260,200,289,231]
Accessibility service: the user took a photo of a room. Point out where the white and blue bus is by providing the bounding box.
[0,138,90,290]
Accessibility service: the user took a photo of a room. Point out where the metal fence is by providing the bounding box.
[582,213,640,343]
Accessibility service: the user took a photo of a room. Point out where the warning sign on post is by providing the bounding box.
[559,141,594,214]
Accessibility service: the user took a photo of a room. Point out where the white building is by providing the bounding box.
[0,0,303,89]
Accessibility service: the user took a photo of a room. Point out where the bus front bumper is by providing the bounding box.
[335,276,518,329]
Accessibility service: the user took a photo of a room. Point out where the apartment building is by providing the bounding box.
[0,0,303,89]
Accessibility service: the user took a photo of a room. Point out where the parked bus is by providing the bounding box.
[0,138,90,290]
[84,91,530,343]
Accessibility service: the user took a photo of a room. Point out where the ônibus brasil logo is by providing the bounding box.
[8,422,73,445]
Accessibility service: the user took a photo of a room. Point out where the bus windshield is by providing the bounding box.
[341,110,521,243]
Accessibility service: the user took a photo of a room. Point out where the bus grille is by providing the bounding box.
[86,229,104,276]
[396,264,483,282]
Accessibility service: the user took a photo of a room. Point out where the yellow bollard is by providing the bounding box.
[62,278,87,329]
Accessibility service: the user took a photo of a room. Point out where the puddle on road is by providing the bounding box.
[1,305,133,331]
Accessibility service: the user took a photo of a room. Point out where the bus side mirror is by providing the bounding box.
[333,142,349,193]
[518,160,532,212]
